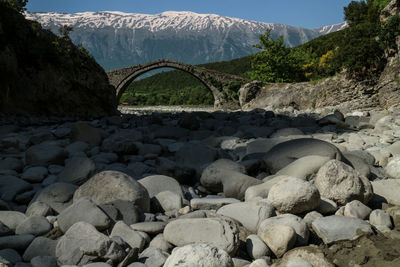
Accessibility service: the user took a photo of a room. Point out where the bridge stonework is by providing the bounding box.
[106,59,247,108]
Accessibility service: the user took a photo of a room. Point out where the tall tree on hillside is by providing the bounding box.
[2,0,28,13]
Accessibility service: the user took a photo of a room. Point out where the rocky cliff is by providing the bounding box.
[0,3,117,117]
[242,0,400,112]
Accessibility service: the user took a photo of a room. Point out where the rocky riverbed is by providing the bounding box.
[0,106,400,267]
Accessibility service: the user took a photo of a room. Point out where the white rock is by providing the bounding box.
[385,156,400,179]
[344,200,372,220]
[258,224,296,258]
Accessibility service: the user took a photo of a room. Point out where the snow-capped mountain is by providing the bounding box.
[25,11,346,70]
[314,22,348,35]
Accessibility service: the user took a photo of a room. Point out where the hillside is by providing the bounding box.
[0,1,117,117]
[26,11,345,70]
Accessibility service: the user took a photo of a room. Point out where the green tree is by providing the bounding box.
[59,25,73,38]
[250,29,306,83]
[2,0,28,13]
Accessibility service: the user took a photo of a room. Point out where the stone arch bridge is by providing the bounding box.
[106,59,248,108]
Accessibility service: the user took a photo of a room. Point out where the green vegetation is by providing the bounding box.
[1,0,28,13]
[120,57,251,105]
[121,0,398,106]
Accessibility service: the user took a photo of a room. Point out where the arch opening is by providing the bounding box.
[117,63,219,107]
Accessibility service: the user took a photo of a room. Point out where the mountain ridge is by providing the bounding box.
[25,11,347,70]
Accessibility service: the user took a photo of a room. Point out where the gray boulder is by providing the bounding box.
[312,215,373,244]
[34,182,78,214]
[217,200,274,233]
[23,237,57,261]
[0,157,23,172]
[15,216,52,236]
[372,179,400,205]
[0,234,34,250]
[164,217,239,255]
[0,175,32,202]
[385,156,400,179]
[0,211,26,230]
[274,246,334,267]
[246,234,271,259]
[314,160,372,205]
[99,199,140,225]
[73,171,150,213]
[138,247,169,267]
[0,248,21,265]
[154,191,182,213]
[343,200,372,220]
[257,214,309,246]
[25,143,67,167]
[130,222,166,235]
[101,129,142,155]
[267,176,320,214]
[25,201,53,217]
[164,243,233,267]
[149,233,173,252]
[175,142,218,169]
[369,209,392,232]
[70,121,102,147]
[276,155,331,180]
[57,156,96,185]
[191,197,240,211]
[110,221,146,251]
[21,166,48,183]
[263,138,344,174]
[58,197,111,233]
[200,159,262,200]
[56,222,125,266]
[30,255,57,267]
[138,175,183,198]
[258,224,296,258]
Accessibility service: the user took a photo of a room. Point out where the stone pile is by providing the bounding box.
[0,106,399,267]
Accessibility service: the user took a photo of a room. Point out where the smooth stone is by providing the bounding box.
[200,159,262,200]
[232,257,251,267]
[270,127,304,138]
[303,211,323,228]
[21,166,48,183]
[314,160,372,205]
[0,175,32,201]
[0,211,26,230]
[257,214,309,246]
[344,200,372,220]
[0,222,12,236]
[244,175,287,201]
[83,263,112,267]
[0,248,21,265]
[0,234,35,250]
[25,144,67,167]
[259,224,296,258]
[58,197,111,233]
[57,156,96,185]
[342,152,371,178]
[249,258,269,267]
[311,215,373,244]
[372,179,400,205]
[276,155,331,180]
[385,156,400,179]
[138,247,169,267]
[217,200,274,233]
[267,176,320,214]
[23,236,57,261]
[263,138,344,174]
[138,175,183,198]
[286,259,313,267]
[15,216,52,236]
[153,191,182,213]
[316,198,338,215]
[110,221,146,251]
[73,170,150,213]
[56,222,124,266]
[25,201,53,217]
[175,142,218,169]
[65,141,90,156]
[101,129,142,155]
[191,197,240,211]
[149,233,173,252]
[164,243,233,267]
[30,255,57,267]
[0,157,23,172]
[33,182,78,214]
[274,246,334,267]
[246,234,271,259]
[70,121,102,147]
[130,222,166,235]
[99,200,140,225]
[369,209,392,230]
[164,218,239,255]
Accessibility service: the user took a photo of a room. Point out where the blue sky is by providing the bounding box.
[26,0,354,29]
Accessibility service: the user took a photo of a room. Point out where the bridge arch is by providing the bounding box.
[111,60,223,106]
